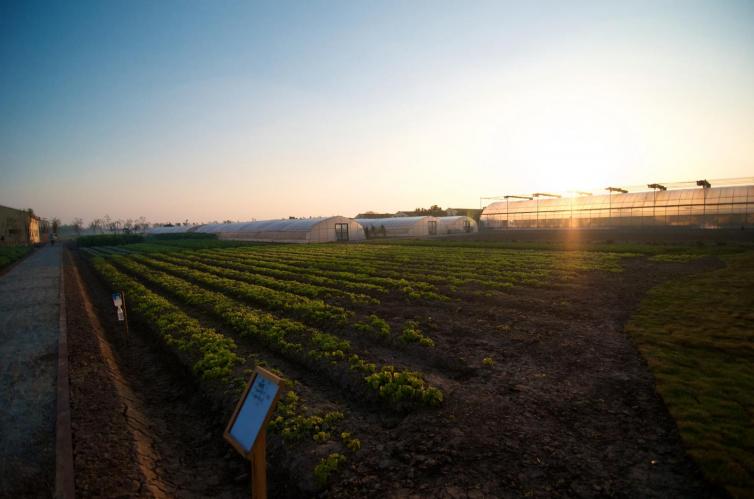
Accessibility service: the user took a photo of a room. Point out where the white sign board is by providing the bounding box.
[225,367,283,457]
[112,291,125,321]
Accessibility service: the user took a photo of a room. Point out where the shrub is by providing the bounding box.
[400,320,434,347]
[77,234,144,247]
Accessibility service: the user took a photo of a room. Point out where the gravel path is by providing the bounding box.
[0,245,61,497]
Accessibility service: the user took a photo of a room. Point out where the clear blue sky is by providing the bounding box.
[1,0,753,224]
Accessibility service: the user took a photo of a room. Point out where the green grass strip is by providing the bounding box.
[625,251,754,498]
[0,245,31,270]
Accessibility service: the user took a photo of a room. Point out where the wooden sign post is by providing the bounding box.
[224,366,284,499]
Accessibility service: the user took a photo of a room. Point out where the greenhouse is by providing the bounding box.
[436,216,478,234]
[146,225,201,235]
[480,185,754,229]
[355,216,439,238]
[194,216,364,243]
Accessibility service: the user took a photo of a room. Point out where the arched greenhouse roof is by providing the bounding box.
[354,216,437,228]
[146,225,200,235]
[436,216,472,223]
[195,217,349,234]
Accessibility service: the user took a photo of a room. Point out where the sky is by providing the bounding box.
[1,0,753,224]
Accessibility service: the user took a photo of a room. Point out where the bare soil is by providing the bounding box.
[325,257,724,498]
[66,246,724,498]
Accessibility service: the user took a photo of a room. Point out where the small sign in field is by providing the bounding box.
[225,366,284,499]
[111,290,129,337]
[111,291,124,321]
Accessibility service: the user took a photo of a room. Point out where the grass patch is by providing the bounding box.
[648,253,705,263]
[0,245,32,270]
[625,251,754,497]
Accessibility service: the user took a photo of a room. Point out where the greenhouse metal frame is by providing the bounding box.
[480,185,754,229]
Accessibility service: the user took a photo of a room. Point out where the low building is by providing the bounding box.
[0,205,48,245]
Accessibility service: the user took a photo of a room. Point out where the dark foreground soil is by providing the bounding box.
[66,246,723,498]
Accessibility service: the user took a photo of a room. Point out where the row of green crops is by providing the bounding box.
[199,243,624,293]
[108,255,443,411]
[191,250,388,294]
[205,248,442,298]
[138,250,450,350]
[148,251,377,305]
[91,236,754,495]
[131,254,353,326]
[89,255,368,489]
[92,257,241,382]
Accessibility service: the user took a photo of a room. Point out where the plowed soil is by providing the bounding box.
[65,247,723,498]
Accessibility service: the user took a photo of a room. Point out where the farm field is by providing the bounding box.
[69,238,752,497]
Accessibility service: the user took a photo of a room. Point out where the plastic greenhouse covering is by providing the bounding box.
[436,216,478,234]
[145,225,201,235]
[480,185,754,229]
[355,216,439,237]
[149,216,364,243]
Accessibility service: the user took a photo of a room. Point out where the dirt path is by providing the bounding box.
[64,249,248,497]
[0,245,61,498]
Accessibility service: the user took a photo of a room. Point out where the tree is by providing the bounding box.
[102,215,113,233]
[51,217,61,234]
[89,218,102,233]
[136,216,148,232]
[72,218,83,236]
[411,205,445,217]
